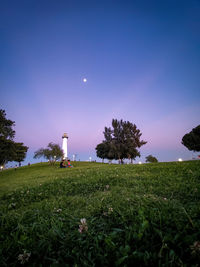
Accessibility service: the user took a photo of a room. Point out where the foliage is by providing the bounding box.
[182,125,200,152]
[0,109,15,140]
[96,119,147,163]
[34,142,63,164]
[96,142,113,162]
[0,138,16,165]
[13,142,28,166]
[0,161,200,266]
[145,155,158,163]
[0,110,28,165]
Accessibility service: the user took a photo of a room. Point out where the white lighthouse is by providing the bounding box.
[62,133,68,159]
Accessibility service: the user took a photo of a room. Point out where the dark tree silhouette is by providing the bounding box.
[145,155,158,163]
[96,119,147,163]
[13,142,28,166]
[182,125,200,152]
[0,110,28,166]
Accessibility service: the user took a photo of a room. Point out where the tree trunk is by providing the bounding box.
[119,158,124,164]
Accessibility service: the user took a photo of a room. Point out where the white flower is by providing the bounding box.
[190,241,200,255]
[56,209,62,213]
[78,218,88,233]
[80,218,86,224]
[18,250,31,264]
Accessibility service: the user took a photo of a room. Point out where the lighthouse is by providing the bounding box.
[62,133,68,159]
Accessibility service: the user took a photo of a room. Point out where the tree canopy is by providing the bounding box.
[34,143,63,164]
[182,125,200,152]
[145,155,158,163]
[96,119,147,163]
[0,110,28,166]
[13,142,29,166]
[0,109,15,140]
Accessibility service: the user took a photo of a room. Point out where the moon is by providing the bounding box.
[83,78,87,83]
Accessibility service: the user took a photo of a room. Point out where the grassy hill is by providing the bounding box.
[0,161,200,266]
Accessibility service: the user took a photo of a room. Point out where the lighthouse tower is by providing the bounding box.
[62,133,68,159]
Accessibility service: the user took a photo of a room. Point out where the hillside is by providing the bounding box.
[0,161,200,266]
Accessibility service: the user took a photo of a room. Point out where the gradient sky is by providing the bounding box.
[1,0,200,164]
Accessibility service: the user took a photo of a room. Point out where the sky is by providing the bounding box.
[1,0,200,165]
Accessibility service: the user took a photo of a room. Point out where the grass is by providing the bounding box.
[0,160,200,266]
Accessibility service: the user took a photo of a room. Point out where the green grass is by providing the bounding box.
[0,161,200,266]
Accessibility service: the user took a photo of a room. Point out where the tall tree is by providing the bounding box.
[96,119,147,163]
[34,143,63,164]
[0,110,28,166]
[123,120,146,163]
[182,125,200,152]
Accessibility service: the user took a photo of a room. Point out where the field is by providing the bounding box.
[0,161,200,266]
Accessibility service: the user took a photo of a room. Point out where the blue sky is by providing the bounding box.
[1,0,200,164]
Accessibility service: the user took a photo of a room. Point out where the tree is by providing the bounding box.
[182,125,200,152]
[96,119,147,163]
[145,155,158,163]
[95,143,107,163]
[34,143,63,164]
[96,142,114,163]
[13,142,28,166]
[0,110,28,166]
[0,138,16,165]
[0,109,15,140]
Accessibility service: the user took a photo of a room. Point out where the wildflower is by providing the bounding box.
[105,185,110,190]
[8,203,16,209]
[78,218,88,233]
[163,198,167,201]
[108,207,113,214]
[80,218,86,224]
[18,250,31,264]
[190,241,200,256]
[56,209,62,213]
